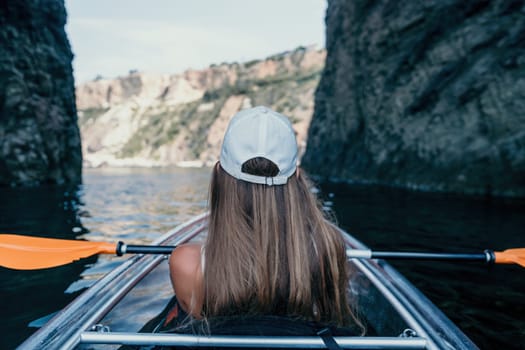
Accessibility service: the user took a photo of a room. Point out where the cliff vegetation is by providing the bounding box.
[77,46,325,168]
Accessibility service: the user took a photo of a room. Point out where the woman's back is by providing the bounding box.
[169,106,362,332]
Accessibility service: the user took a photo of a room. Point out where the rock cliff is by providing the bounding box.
[0,0,81,186]
[303,0,525,197]
[77,47,325,168]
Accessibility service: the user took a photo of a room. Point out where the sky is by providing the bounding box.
[65,0,327,84]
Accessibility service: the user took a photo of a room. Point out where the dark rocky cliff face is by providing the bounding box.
[0,0,81,186]
[303,0,525,197]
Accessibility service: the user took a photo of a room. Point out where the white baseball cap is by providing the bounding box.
[219,106,298,185]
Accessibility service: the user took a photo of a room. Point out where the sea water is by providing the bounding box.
[0,167,523,349]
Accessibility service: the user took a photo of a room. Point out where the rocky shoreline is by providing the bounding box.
[0,0,82,186]
[302,0,525,197]
[2,0,524,198]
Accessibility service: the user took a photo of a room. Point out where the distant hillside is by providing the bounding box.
[77,46,325,168]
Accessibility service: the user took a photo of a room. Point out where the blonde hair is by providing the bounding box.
[203,158,362,328]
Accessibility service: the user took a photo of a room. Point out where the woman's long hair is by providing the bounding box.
[203,158,362,328]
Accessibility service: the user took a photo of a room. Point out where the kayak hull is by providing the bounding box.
[18,213,478,350]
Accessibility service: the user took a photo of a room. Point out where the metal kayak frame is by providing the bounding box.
[18,213,479,350]
[79,332,428,348]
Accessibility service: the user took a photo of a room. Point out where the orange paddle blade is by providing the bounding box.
[495,249,525,268]
[0,234,116,270]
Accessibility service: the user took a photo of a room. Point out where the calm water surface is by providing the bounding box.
[1,167,524,349]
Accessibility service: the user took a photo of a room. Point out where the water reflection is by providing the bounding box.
[3,168,523,349]
[1,167,211,349]
[80,167,209,243]
[319,182,525,349]
[73,167,209,292]
[0,184,92,349]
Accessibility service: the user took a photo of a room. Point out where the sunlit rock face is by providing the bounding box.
[0,0,81,186]
[76,47,325,168]
[303,0,525,197]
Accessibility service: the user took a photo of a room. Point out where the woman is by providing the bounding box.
[169,106,362,333]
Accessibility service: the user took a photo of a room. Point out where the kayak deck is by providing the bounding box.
[18,213,478,349]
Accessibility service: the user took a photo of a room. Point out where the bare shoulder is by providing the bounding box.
[169,243,202,271]
[168,243,203,317]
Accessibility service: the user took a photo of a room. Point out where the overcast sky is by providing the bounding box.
[65,0,327,84]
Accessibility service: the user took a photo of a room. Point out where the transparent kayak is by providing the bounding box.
[18,213,479,349]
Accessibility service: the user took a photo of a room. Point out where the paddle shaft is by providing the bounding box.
[118,243,495,264]
[117,242,175,255]
[370,251,493,263]
[4,234,521,270]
